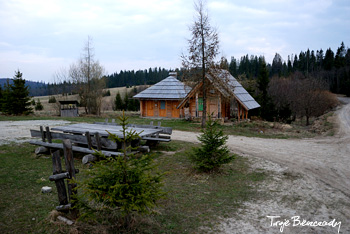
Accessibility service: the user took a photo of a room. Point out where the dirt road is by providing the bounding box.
[173,100,350,197]
[172,99,350,233]
[0,120,70,145]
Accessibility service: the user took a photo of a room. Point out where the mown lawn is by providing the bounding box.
[0,140,267,234]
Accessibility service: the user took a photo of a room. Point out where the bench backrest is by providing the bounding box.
[30,129,117,150]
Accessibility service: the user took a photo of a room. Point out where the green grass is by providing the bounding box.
[0,141,267,233]
[0,144,55,233]
[152,141,266,233]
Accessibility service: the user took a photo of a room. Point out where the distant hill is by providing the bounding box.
[0,78,48,96]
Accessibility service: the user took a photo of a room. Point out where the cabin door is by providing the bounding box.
[171,101,180,118]
[159,100,166,117]
[146,101,154,116]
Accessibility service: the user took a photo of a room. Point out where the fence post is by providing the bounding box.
[40,126,45,142]
[85,131,92,150]
[63,139,78,218]
[52,150,68,207]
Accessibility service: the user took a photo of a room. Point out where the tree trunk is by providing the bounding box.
[306,115,310,126]
[201,16,207,128]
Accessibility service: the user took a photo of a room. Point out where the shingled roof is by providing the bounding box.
[207,69,260,110]
[133,75,192,100]
[178,69,260,111]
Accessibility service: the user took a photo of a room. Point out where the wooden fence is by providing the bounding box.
[49,139,78,219]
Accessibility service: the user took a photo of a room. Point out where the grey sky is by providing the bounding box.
[1,0,349,82]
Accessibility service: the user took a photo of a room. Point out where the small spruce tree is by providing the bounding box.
[114,92,123,111]
[189,115,234,172]
[35,99,44,111]
[77,111,164,226]
[123,91,129,110]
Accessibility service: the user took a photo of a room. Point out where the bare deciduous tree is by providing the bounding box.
[269,74,338,125]
[182,0,219,128]
[294,78,338,125]
[69,37,106,115]
[51,68,70,115]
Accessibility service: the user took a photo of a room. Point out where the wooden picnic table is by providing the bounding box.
[51,123,162,139]
[29,123,171,159]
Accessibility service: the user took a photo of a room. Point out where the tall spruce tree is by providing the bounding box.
[257,60,275,121]
[181,0,220,128]
[2,71,32,115]
[10,70,32,115]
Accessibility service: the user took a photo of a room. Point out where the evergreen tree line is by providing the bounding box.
[222,41,350,96]
[0,70,33,115]
[106,67,181,88]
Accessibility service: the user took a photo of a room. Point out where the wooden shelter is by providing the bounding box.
[133,72,192,118]
[59,100,79,117]
[177,69,260,120]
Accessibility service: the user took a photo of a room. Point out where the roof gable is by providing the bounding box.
[207,69,260,110]
[178,69,260,111]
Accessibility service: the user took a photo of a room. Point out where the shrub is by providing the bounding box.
[34,99,43,111]
[189,116,235,172]
[102,90,111,97]
[48,96,56,103]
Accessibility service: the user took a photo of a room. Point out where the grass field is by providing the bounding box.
[0,140,267,234]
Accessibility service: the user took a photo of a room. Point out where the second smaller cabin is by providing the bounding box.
[59,100,79,117]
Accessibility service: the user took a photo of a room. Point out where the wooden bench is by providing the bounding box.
[94,120,172,147]
[94,120,173,135]
[30,126,123,157]
[29,140,122,157]
[30,128,117,150]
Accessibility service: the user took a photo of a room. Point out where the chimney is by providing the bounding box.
[169,72,177,77]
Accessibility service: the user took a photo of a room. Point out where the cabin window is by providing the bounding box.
[160,100,166,110]
[198,98,203,111]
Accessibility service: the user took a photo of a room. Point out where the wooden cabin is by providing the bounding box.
[134,70,260,120]
[177,69,260,120]
[133,72,192,118]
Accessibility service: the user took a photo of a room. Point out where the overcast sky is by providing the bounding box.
[1,0,349,82]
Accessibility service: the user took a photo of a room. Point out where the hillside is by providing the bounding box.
[0,78,48,96]
[32,86,141,116]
